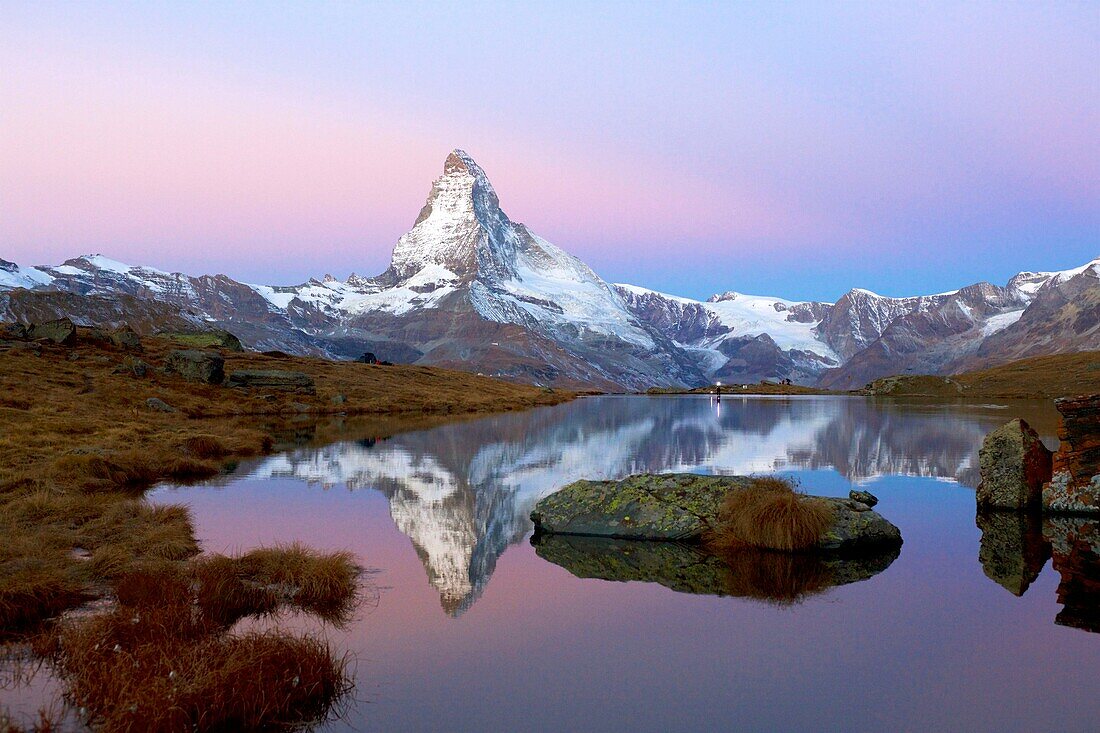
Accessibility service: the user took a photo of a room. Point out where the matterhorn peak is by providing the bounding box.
[387,149,510,281]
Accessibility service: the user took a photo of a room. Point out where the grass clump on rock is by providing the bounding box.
[706,476,835,553]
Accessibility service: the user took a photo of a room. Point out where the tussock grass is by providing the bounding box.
[193,544,360,627]
[183,435,228,459]
[0,330,568,725]
[49,560,354,732]
[706,476,835,552]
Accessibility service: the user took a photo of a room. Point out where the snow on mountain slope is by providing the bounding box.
[615,283,839,381]
[0,259,54,289]
[1,147,1095,389]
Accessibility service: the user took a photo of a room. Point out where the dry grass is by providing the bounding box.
[192,544,360,627]
[706,476,835,552]
[0,707,63,732]
[0,330,571,631]
[48,558,355,732]
[0,328,569,726]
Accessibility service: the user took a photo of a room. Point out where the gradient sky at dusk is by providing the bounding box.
[2,1,1097,302]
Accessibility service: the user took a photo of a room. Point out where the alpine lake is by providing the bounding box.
[6,394,1100,732]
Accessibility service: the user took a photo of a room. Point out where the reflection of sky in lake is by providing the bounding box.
[110,397,1100,730]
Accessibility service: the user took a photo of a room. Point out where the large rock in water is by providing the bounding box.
[27,318,77,345]
[1044,395,1100,514]
[164,349,225,384]
[530,473,902,552]
[977,419,1053,509]
[225,369,315,394]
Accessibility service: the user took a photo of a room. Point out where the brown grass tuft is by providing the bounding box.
[182,434,228,459]
[706,476,835,552]
[51,562,353,731]
[193,544,360,626]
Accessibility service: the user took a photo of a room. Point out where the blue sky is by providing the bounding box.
[1,1,1097,301]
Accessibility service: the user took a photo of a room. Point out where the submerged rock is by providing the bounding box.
[1044,395,1100,514]
[164,349,226,384]
[533,534,899,603]
[978,419,1053,509]
[530,473,902,552]
[226,369,316,394]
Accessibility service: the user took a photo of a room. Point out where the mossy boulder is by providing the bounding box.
[156,329,244,352]
[978,418,1052,509]
[165,349,225,384]
[531,473,902,553]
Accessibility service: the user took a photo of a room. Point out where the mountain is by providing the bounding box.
[1,150,1097,389]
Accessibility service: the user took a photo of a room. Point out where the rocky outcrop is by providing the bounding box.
[108,325,142,351]
[1043,395,1100,513]
[977,419,1053,509]
[225,369,315,394]
[156,329,244,352]
[164,350,225,384]
[0,323,27,340]
[27,318,77,345]
[530,473,902,552]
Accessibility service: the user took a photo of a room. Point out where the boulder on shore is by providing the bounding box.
[977,418,1053,509]
[530,473,902,553]
[109,325,142,351]
[0,323,28,340]
[27,318,77,345]
[164,349,225,384]
[225,369,315,394]
[1044,395,1100,514]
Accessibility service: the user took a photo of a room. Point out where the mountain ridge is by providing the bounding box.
[3,150,1097,389]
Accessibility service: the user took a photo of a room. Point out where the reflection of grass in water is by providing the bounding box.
[716,550,835,607]
[706,476,834,552]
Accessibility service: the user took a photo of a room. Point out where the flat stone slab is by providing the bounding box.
[531,473,902,553]
[225,369,315,393]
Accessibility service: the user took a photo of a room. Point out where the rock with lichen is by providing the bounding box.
[530,473,902,552]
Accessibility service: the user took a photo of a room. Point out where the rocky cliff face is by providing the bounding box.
[1,150,1096,389]
[1044,394,1100,513]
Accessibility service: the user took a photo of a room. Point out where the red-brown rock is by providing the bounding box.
[1043,395,1100,513]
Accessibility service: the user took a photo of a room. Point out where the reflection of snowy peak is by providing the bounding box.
[3,149,1096,388]
[241,397,1029,614]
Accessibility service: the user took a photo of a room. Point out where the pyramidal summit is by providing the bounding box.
[2,149,1097,390]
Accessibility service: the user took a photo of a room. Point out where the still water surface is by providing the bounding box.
[38,395,1100,731]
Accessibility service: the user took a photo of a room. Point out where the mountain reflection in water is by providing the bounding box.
[206,396,1057,616]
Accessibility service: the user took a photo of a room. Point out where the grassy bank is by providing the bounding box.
[0,329,571,728]
[863,351,1100,399]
